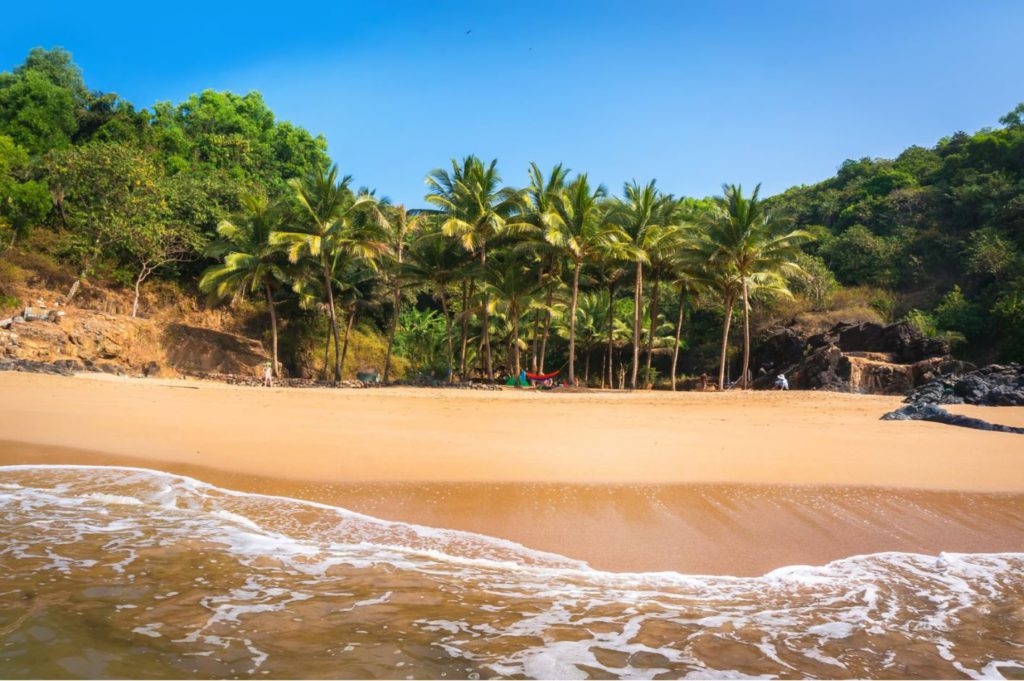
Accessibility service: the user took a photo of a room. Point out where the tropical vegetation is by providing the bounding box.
[2,48,1023,389]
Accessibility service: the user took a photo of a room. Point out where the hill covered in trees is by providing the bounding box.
[1,47,1022,387]
[770,107,1024,362]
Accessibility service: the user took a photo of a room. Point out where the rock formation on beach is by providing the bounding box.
[0,300,270,378]
[751,321,972,394]
[881,364,1024,434]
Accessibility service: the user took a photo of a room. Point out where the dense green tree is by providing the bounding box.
[46,142,167,300]
[0,135,50,249]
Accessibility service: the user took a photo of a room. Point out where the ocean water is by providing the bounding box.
[1,465,1023,680]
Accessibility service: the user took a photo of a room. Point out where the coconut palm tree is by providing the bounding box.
[381,205,426,382]
[200,193,287,376]
[481,251,543,378]
[425,156,530,381]
[703,184,813,387]
[526,162,570,372]
[640,196,690,387]
[542,174,631,384]
[404,227,466,381]
[272,165,387,381]
[607,180,664,389]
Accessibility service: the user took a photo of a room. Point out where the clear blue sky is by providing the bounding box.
[3,1,1022,206]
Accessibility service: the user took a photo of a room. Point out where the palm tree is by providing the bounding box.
[381,205,426,382]
[542,174,630,384]
[404,227,465,381]
[200,194,287,376]
[425,156,530,381]
[273,165,386,381]
[481,252,543,378]
[640,197,689,388]
[526,162,569,373]
[607,180,663,389]
[703,184,812,387]
[555,290,608,385]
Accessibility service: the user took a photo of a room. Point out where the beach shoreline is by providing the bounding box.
[1,371,1022,575]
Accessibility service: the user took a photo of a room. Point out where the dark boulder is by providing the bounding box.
[881,402,1024,434]
[903,363,1024,406]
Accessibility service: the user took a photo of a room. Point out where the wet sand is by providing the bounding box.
[1,371,1022,575]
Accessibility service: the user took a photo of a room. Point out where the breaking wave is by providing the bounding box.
[1,465,1023,679]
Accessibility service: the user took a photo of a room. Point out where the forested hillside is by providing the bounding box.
[1,47,1021,386]
[770,108,1024,361]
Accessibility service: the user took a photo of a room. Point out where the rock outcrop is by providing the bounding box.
[900,363,1024,406]
[880,364,1024,434]
[751,321,972,394]
[0,301,270,378]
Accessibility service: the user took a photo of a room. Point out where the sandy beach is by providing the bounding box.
[1,371,1022,575]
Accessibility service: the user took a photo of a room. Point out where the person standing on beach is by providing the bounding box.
[262,361,273,387]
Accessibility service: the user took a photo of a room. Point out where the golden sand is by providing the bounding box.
[1,371,1022,574]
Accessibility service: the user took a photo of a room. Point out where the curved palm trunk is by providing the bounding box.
[263,277,279,377]
[323,259,342,382]
[644,278,660,388]
[717,294,736,391]
[439,290,454,382]
[567,260,581,384]
[670,289,685,391]
[340,307,357,379]
[630,261,643,389]
[741,277,751,389]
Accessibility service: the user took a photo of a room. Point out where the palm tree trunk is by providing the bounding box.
[323,317,331,380]
[644,278,660,388]
[741,277,751,389]
[606,287,615,389]
[440,290,454,382]
[717,294,736,390]
[323,261,342,382]
[479,248,494,382]
[263,277,279,377]
[600,350,607,389]
[539,287,554,373]
[530,268,544,373]
[584,348,591,385]
[459,280,470,381]
[383,286,401,382]
[630,261,643,389]
[671,288,685,391]
[567,259,581,384]
[511,303,521,377]
[340,307,356,379]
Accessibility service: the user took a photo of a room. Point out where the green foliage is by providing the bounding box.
[965,227,1017,279]
[393,307,449,375]
[788,253,837,311]
[0,135,51,247]
[47,142,166,277]
[992,278,1024,361]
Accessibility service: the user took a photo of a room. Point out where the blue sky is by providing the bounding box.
[3,1,1022,206]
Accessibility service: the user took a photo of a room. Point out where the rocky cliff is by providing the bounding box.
[0,300,269,378]
[751,321,973,394]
